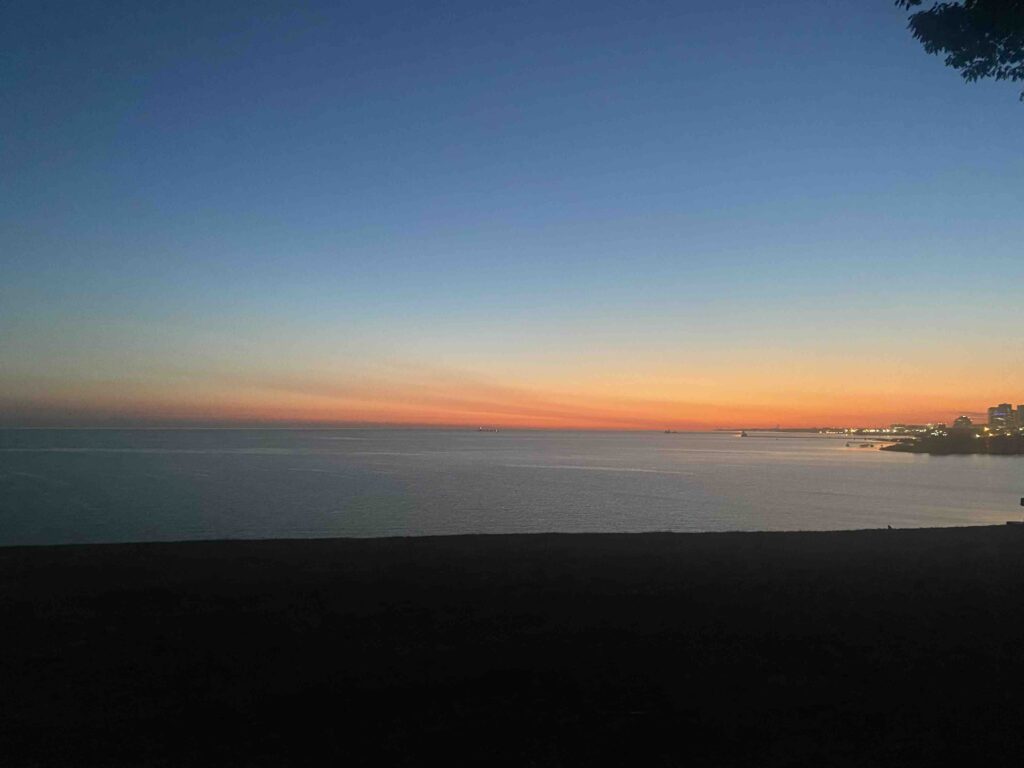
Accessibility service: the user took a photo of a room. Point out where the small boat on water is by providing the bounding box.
[477,427,499,432]
[740,431,748,437]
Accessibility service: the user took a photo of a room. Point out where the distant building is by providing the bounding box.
[987,403,1015,429]
[952,415,973,429]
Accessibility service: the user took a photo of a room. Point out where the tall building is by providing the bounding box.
[988,403,1015,429]
[952,415,973,429]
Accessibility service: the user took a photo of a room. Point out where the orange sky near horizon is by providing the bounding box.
[3,302,1021,430]
[1,360,1013,430]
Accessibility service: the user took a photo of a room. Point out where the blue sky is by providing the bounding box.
[2,1,1022,427]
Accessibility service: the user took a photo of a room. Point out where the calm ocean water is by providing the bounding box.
[1,429,1021,545]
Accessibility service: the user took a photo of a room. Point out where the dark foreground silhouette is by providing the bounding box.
[4,527,1024,766]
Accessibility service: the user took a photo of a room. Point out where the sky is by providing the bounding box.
[2,0,1022,429]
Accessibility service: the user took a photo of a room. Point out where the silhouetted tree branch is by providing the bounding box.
[897,1,1024,99]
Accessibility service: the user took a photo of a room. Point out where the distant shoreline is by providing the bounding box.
[882,433,1024,455]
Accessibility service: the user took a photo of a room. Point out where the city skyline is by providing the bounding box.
[3,1,1023,430]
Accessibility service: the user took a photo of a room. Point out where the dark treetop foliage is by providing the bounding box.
[897,1,1024,98]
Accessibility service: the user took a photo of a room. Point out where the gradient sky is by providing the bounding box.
[3,1,1022,429]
